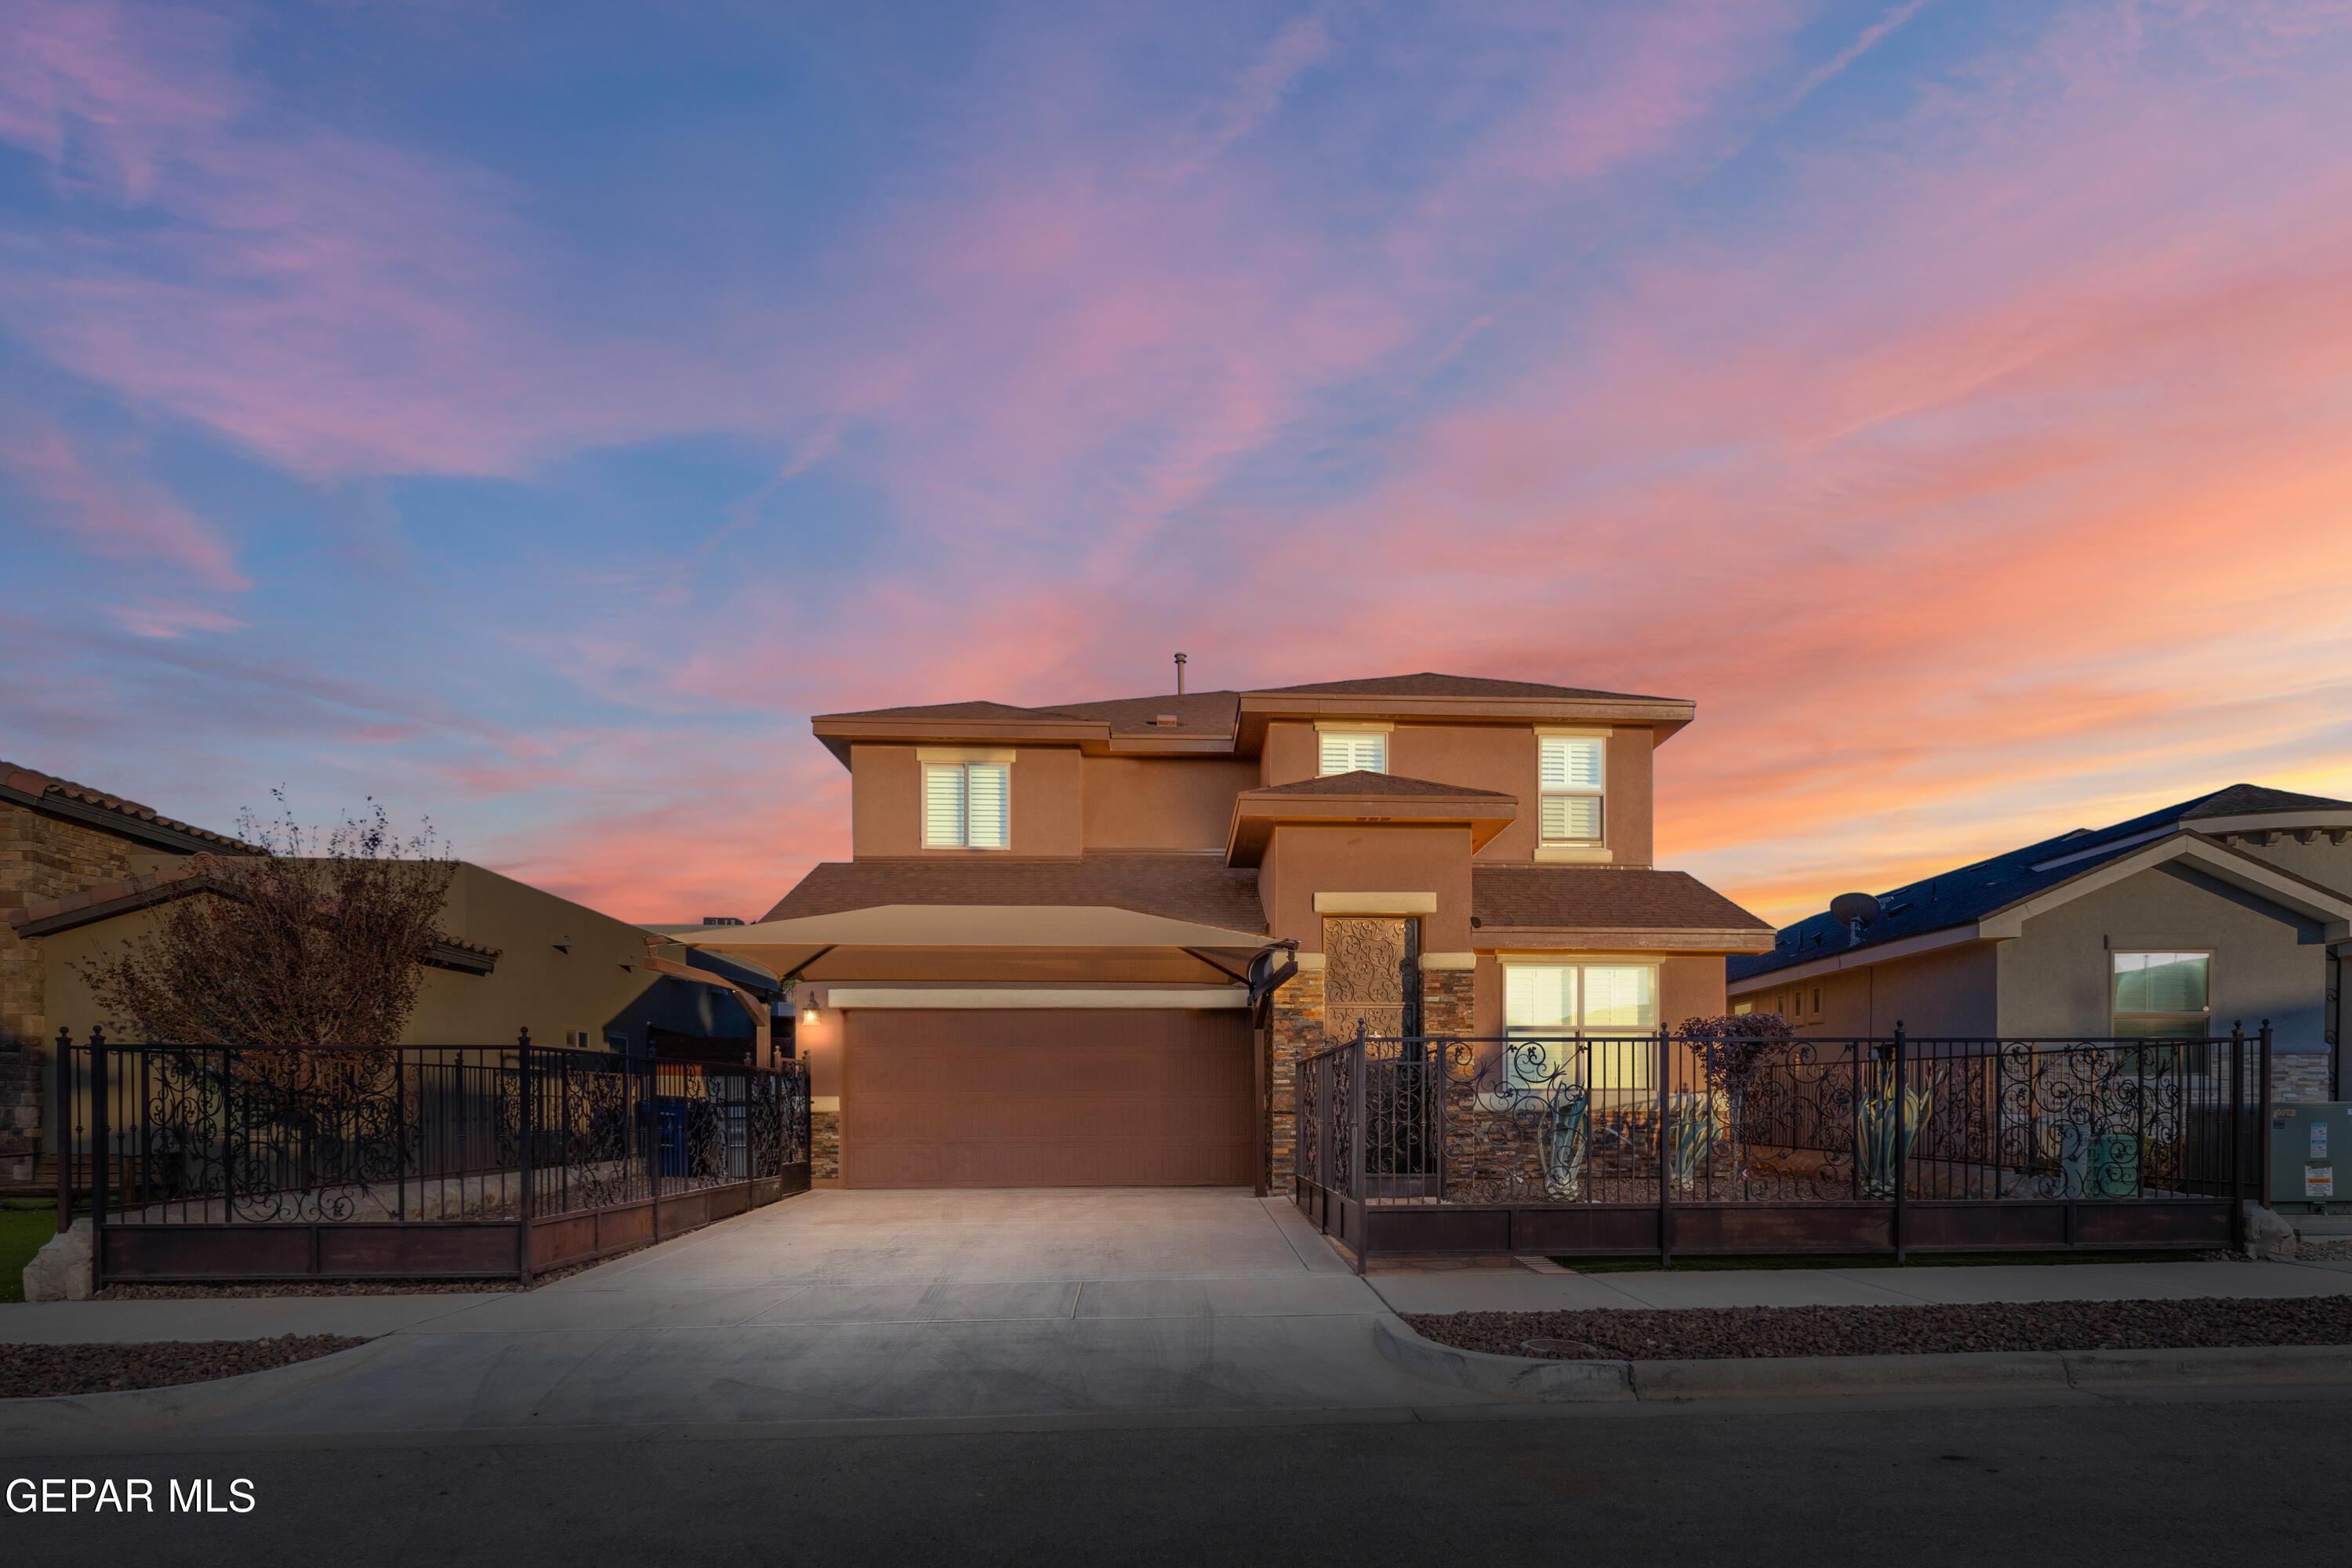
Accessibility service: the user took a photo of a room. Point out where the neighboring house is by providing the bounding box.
[684,672,1774,1191]
[3,757,786,1188]
[20,859,782,1065]
[1,762,263,1186]
[1727,785,2352,1102]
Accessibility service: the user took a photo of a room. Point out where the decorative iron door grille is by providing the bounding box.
[1324,917,1433,1195]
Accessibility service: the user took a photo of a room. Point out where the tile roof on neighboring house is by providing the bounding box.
[1730,782,2352,984]
[1,762,258,854]
[764,855,1268,933]
[1247,771,1514,799]
[1252,672,1680,703]
[11,856,505,972]
[1471,866,1774,938]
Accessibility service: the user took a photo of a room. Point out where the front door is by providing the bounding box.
[1323,916,1421,1040]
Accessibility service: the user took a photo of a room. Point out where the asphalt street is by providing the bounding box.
[7,1387,2348,1566]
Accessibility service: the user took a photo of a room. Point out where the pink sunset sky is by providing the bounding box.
[2,0,2348,925]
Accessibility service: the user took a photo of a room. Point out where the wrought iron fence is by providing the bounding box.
[1298,1025,2264,1236]
[52,1029,811,1232]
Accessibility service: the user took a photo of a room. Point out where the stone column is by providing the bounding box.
[1266,959,1326,1193]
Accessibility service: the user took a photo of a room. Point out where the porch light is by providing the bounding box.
[801,1003,820,1026]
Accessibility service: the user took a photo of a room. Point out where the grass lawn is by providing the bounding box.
[1557,1249,2202,1274]
[0,1200,65,1304]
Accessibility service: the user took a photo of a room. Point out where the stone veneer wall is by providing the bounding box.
[0,800,140,1184]
[1265,965,1326,1192]
[2273,1055,2332,1105]
[811,1109,840,1181]
[1421,966,1474,1037]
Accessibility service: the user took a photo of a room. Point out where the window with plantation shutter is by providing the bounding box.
[1318,731,1385,775]
[1539,735,1605,844]
[922,762,1010,848]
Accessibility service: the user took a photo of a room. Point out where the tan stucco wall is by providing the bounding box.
[37,861,673,1048]
[1751,944,2001,1039]
[1258,721,1655,866]
[1261,824,1475,951]
[851,743,1083,858]
[1080,756,1259,851]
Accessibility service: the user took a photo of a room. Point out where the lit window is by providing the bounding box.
[923,763,1009,848]
[1318,731,1385,775]
[1504,963,1657,1090]
[2112,952,2209,1039]
[1539,736,1605,843]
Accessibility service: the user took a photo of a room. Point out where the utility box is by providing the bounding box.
[2269,1102,2352,1212]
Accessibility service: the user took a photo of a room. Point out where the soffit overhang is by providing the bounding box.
[676,903,1272,953]
[1226,789,1518,866]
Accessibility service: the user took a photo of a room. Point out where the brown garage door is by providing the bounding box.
[841,1008,1255,1187]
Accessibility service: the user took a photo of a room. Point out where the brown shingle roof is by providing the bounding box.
[1,761,258,853]
[1034,691,1242,737]
[1247,771,1512,800]
[764,855,1266,932]
[1472,865,1771,934]
[813,699,1093,723]
[1253,672,1681,703]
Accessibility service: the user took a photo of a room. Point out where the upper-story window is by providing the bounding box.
[923,762,1009,848]
[2112,951,2209,1038]
[1319,731,1386,775]
[1539,735,1605,844]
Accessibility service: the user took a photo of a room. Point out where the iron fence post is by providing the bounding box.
[89,1027,107,1278]
[648,1049,662,1243]
[517,1029,534,1286]
[1657,1027,1672,1268]
[53,1029,71,1234]
[2259,1020,2274,1212]
[2230,1024,2245,1250]
[1892,1022,1907,1265]
[1350,1029,1368,1275]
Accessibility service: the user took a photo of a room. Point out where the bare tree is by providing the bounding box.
[76,796,458,1046]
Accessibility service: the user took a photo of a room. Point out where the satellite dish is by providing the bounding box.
[1829,892,1882,927]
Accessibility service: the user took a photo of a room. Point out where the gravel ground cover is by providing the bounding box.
[0,1335,368,1399]
[1404,1295,2352,1360]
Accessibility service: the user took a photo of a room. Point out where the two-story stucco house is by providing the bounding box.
[685,673,1773,1191]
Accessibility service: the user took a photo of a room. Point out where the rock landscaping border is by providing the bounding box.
[1402,1297,2352,1360]
[2,1334,368,1399]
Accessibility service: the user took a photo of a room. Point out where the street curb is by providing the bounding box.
[1376,1318,2352,1403]
[0,1335,397,1447]
[1371,1315,1634,1402]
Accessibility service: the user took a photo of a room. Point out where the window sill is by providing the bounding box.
[1534,846,1613,864]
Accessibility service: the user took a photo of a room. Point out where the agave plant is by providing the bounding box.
[1857,1069,1940,1199]
[1666,1092,1721,1193]
[1541,1088,1589,1200]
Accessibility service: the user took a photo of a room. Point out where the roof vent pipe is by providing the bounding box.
[1174,651,1186,695]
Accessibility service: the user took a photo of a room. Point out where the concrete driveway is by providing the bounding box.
[13,1189,2352,1443]
[131,1189,1456,1438]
